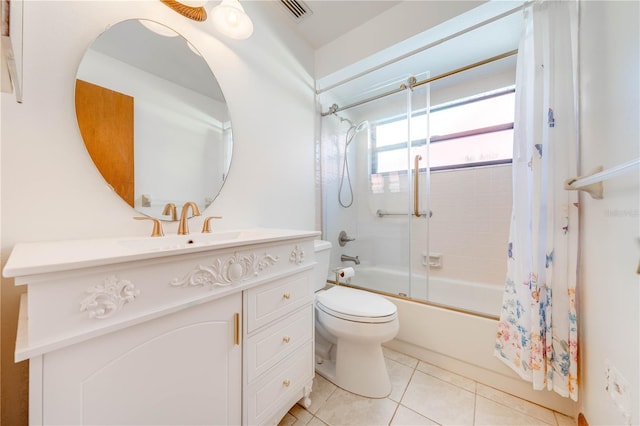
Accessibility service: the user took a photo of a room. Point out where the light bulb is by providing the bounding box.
[210,0,253,40]
[227,11,238,25]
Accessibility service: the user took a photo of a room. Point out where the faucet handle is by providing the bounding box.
[201,216,223,233]
[134,217,164,237]
[338,230,355,246]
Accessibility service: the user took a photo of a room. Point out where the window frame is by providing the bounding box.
[370,87,515,175]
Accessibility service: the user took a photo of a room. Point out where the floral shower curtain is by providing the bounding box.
[495,0,580,401]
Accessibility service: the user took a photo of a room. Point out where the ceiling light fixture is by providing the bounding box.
[210,0,254,40]
[159,0,253,40]
[160,0,208,22]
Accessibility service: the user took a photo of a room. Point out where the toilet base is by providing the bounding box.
[315,339,391,399]
[315,356,336,382]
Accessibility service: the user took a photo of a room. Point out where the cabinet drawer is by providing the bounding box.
[246,305,313,383]
[246,342,313,426]
[245,272,312,333]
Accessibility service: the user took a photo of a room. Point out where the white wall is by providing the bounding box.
[579,1,639,424]
[429,165,511,285]
[0,1,316,424]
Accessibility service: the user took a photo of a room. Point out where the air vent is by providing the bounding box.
[279,0,313,22]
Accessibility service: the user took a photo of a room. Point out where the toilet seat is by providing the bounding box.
[316,286,397,324]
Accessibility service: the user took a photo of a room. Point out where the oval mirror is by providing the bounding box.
[75,19,232,221]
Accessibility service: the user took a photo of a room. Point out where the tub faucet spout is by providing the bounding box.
[341,254,360,265]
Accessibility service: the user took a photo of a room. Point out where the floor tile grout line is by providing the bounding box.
[386,400,401,426]
[313,389,335,426]
[397,402,445,426]
[400,360,444,425]
[472,384,477,425]
[474,383,562,425]
[476,394,562,426]
[389,352,479,424]
[386,363,416,426]
[394,355,446,426]
[397,361,418,404]
[413,364,479,396]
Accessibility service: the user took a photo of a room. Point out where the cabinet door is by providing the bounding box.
[41,294,241,425]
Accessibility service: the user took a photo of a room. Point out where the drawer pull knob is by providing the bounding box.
[282,336,291,343]
[283,380,291,387]
[283,293,291,300]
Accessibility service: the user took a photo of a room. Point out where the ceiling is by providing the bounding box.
[269,0,403,49]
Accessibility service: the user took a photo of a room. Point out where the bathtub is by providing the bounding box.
[341,266,503,318]
[332,265,577,416]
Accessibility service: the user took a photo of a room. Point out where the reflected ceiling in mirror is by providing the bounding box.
[75,19,232,221]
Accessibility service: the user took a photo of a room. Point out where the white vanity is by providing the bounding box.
[4,229,319,425]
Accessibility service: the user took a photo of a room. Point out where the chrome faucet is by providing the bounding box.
[178,202,201,235]
[341,254,360,265]
[162,203,177,221]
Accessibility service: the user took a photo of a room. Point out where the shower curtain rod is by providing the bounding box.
[316,1,529,96]
[320,49,518,117]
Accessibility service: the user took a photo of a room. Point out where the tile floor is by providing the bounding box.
[279,347,576,426]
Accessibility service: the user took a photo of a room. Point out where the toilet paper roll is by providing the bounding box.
[338,267,355,279]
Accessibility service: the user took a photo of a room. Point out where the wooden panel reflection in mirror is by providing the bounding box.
[76,79,134,207]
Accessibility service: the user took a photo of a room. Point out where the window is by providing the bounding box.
[371,87,515,174]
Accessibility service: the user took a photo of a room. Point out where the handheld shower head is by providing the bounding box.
[340,117,368,130]
[339,117,354,126]
[337,117,369,209]
[355,120,369,133]
[339,117,368,132]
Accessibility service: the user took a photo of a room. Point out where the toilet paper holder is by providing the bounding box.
[334,267,355,285]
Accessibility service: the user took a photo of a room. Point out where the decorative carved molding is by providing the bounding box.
[289,245,305,265]
[170,251,279,289]
[80,275,139,319]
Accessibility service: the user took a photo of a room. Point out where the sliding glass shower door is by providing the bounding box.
[409,83,430,301]
[320,79,430,301]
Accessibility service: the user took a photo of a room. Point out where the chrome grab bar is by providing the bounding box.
[414,154,422,217]
[375,155,432,219]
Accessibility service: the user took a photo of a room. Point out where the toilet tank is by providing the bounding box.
[313,240,332,291]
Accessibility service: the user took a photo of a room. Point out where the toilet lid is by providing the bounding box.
[316,286,397,323]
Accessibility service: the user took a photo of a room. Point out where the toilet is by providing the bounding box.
[312,240,399,398]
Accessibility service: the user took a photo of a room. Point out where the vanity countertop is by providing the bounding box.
[3,228,320,279]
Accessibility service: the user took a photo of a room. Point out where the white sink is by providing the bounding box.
[117,231,242,251]
[3,228,320,278]
[117,230,294,251]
